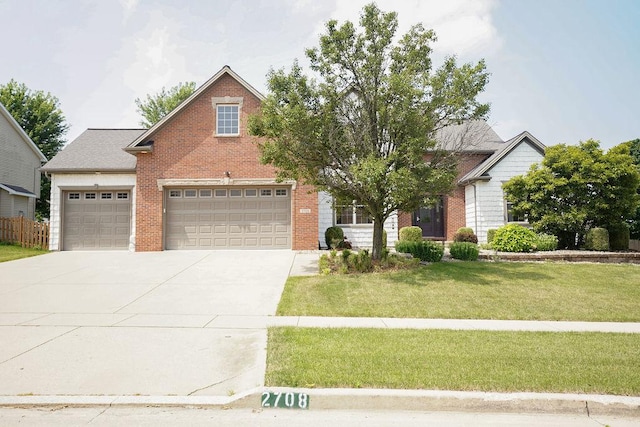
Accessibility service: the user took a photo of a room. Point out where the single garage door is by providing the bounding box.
[62,190,131,250]
[165,187,291,249]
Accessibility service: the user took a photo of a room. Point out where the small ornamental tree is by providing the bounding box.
[503,140,640,249]
[249,3,490,260]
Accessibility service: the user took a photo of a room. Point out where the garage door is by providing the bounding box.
[165,187,291,249]
[62,190,131,250]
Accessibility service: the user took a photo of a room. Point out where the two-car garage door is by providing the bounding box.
[165,187,291,249]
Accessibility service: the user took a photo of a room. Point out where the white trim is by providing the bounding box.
[156,178,297,191]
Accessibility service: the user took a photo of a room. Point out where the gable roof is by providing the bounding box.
[0,183,37,198]
[0,101,47,162]
[458,131,546,185]
[41,129,145,173]
[126,65,264,152]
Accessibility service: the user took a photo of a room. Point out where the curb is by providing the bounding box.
[2,389,639,417]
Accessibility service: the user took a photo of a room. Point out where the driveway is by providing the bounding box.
[0,250,296,397]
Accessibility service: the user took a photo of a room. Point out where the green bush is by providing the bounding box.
[453,230,478,244]
[585,228,609,251]
[395,240,443,262]
[325,226,344,249]
[492,224,537,252]
[487,229,497,244]
[398,226,423,242]
[449,242,479,261]
[535,233,558,251]
[608,223,630,251]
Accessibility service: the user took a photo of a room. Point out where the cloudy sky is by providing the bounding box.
[1,0,638,150]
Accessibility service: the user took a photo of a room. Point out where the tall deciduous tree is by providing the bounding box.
[503,140,640,248]
[622,138,640,238]
[0,79,69,219]
[135,82,196,127]
[249,3,490,259]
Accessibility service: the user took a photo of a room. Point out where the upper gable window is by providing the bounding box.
[212,96,243,137]
[216,105,239,135]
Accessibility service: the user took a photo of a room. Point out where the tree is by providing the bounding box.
[621,138,640,238]
[0,79,69,219]
[503,140,640,249]
[135,82,196,127]
[249,3,490,259]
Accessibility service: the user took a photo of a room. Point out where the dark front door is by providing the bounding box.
[413,198,444,238]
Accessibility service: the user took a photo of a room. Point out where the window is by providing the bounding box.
[506,201,527,223]
[245,189,257,197]
[199,189,212,198]
[68,193,80,200]
[117,192,129,200]
[335,203,373,225]
[260,189,272,197]
[100,193,113,200]
[184,189,197,198]
[229,189,242,197]
[275,188,288,197]
[85,193,96,200]
[214,189,227,197]
[216,105,239,135]
[169,190,182,198]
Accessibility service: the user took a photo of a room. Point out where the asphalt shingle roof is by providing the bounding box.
[41,129,145,172]
[435,120,505,152]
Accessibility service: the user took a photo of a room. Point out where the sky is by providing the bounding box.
[1,0,638,150]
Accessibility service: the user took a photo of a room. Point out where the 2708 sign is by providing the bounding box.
[261,391,309,409]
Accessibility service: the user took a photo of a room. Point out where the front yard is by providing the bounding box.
[267,261,640,395]
[278,262,640,321]
[0,243,49,263]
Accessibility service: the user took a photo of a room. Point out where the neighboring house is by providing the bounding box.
[0,101,47,219]
[42,66,544,251]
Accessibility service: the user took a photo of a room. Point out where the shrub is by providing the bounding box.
[492,224,537,252]
[341,248,352,263]
[395,240,444,262]
[608,223,630,251]
[487,229,497,244]
[585,227,609,251]
[319,254,331,275]
[453,228,478,244]
[449,242,479,261]
[535,233,558,251]
[398,226,423,242]
[325,226,344,249]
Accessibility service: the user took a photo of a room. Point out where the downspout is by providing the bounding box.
[472,183,478,238]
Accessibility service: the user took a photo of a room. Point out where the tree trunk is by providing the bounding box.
[371,218,385,260]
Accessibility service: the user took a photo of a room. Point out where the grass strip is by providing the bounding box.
[0,244,49,263]
[266,327,640,395]
[278,262,640,321]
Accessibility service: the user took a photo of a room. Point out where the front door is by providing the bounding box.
[413,198,444,238]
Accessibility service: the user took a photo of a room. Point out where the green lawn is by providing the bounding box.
[278,262,640,321]
[266,327,640,395]
[0,243,49,263]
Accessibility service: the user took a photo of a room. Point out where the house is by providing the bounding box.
[42,66,544,251]
[0,101,47,219]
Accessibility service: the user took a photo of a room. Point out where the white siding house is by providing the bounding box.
[460,131,545,242]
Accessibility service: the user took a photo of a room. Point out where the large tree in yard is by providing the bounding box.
[0,79,69,219]
[503,140,640,249]
[135,82,196,127]
[249,3,490,259]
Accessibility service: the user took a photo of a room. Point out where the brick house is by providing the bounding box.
[42,66,544,251]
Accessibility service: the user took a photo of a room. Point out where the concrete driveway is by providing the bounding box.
[0,250,297,397]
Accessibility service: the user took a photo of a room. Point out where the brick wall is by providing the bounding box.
[397,153,490,241]
[134,72,318,251]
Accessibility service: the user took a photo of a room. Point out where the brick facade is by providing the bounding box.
[133,71,318,251]
[397,153,490,241]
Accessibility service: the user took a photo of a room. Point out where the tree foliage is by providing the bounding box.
[503,140,640,248]
[0,79,69,219]
[620,138,640,238]
[135,81,196,127]
[249,3,490,259]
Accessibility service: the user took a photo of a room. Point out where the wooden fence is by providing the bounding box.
[0,217,49,249]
